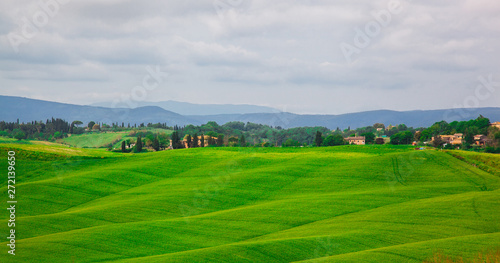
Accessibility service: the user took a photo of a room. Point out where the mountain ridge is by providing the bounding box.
[1,95,499,129]
[89,100,281,115]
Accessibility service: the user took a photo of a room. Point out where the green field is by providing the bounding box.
[61,129,172,149]
[0,137,32,145]
[61,132,127,148]
[0,144,499,262]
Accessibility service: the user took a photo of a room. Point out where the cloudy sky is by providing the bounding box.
[0,0,499,114]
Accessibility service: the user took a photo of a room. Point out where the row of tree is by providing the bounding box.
[418,116,491,142]
[387,116,500,148]
[3,116,499,152]
[0,118,74,141]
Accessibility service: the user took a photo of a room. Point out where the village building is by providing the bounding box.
[450,133,463,145]
[432,133,493,146]
[474,135,490,146]
[491,122,500,129]
[345,136,366,145]
[432,133,463,145]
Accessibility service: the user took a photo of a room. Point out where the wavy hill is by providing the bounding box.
[0,144,498,262]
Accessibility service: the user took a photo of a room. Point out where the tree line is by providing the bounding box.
[0,118,73,141]
[2,116,499,153]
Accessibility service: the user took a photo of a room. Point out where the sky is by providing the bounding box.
[0,0,499,115]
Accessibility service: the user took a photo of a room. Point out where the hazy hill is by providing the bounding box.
[1,95,499,129]
[0,95,200,126]
[90,100,281,115]
[188,108,500,129]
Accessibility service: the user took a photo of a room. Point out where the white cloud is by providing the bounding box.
[0,0,499,114]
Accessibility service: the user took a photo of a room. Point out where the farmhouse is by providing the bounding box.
[432,133,463,145]
[450,133,463,145]
[491,122,500,129]
[474,135,490,146]
[345,136,365,145]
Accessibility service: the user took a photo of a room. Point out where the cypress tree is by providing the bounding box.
[136,136,143,152]
[153,137,160,151]
[315,131,323,147]
[200,134,205,147]
[240,134,246,147]
[186,134,192,148]
[192,133,199,148]
[171,131,181,149]
[121,141,126,152]
[217,134,224,147]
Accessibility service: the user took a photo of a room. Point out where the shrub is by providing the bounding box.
[485,147,500,154]
[14,131,26,140]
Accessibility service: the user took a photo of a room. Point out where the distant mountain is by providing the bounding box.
[0,96,200,126]
[89,100,281,115]
[188,108,500,129]
[1,95,499,129]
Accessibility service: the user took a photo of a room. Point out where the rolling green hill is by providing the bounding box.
[61,132,127,148]
[61,129,172,149]
[0,145,499,262]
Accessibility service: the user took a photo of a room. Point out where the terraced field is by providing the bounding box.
[0,144,499,262]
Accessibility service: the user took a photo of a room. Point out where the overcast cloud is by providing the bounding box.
[0,0,499,114]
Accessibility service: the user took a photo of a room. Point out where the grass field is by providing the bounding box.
[0,137,32,144]
[0,144,499,262]
[61,129,172,149]
[61,132,127,148]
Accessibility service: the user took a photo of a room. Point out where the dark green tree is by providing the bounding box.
[414,131,422,142]
[315,131,323,147]
[322,135,345,146]
[283,139,301,147]
[390,131,413,145]
[14,131,25,141]
[432,135,444,148]
[87,121,96,129]
[192,133,199,148]
[464,127,478,145]
[152,137,160,151]
[136,136,143,152]
[240,134,246,147]
[207,136,215,146]
[361,132,376,144]
[121,141,126,152]
[70,120,83,134]
[171,131,182,149]
[200,134,205,147]
[186,134,192,148]
[217,134,224,147]
[228,136,238,146]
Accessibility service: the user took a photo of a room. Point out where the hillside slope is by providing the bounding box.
[0,145,499,262]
